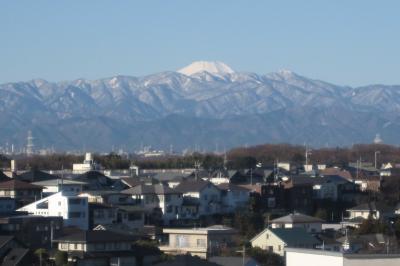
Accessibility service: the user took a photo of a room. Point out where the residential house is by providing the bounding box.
[160,225,238,258]
[53,230,149,266]
[175,179,221,218]
[0,236,31,266]
[15,169,59,182]
[250,228,320,256]
[121,184,182,224]
[0,180,42,206]
[88,203,117,229]
[217,183,250,212]
[0,215,63,249]
[32,178,87,196]
[79,190,132,205]
[0,197,16,214]
[282,178,314,214]
[270,213,324,233]
[17,191,89,230]
[260,183,286,210]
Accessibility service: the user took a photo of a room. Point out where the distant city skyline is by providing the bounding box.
[1,0,400,86]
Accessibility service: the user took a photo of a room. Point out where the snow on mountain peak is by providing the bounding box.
[177,61,235,76]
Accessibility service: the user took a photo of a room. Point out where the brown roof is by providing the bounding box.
[320,168,352,180]
[0,180,42,190]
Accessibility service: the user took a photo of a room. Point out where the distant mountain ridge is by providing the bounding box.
[1,61,399,151]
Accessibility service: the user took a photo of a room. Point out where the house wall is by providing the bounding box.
[348,210,378,220]
[251,229,286,256]
[59,241,131,252]
[18,192,89,230]
[221,189,249,212]
[271,222,322,233]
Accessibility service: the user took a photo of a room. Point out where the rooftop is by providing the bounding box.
[271,213,325,224]
[0,179,42,190]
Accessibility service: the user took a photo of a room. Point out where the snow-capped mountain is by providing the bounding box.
[1,61,399,151]
[178,61,235,76]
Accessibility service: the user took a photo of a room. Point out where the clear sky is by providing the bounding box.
[1,0,399,86]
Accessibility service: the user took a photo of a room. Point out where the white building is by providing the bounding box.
[32,179,87,196]
[286,248,400,266]
[72,153,101,174]
[17,191,89,230]
[270,213,324,233]
[175,179,222,217]
[121,184,182,224]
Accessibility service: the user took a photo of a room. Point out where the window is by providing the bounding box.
[60,243,68,250]
[266,234,269,239]
[278,245,281,251]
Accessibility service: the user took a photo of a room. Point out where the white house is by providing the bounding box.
[270,213,324,233]
[175,179,221,218]
[17,191,89,230]
[251,228,319,256]
[121,184,182,224]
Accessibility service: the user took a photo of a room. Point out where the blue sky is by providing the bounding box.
[1,0,399,86]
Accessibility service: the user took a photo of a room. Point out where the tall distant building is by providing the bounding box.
[26,130,34,156]
[373,133,383,144]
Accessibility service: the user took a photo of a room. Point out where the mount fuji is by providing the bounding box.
[1,61,399,151]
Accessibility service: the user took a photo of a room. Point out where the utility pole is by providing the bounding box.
[374,151,380,170]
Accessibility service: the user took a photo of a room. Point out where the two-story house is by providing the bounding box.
[175,180,221,218]
[121,184,182,225]
[270,213,324,233]
[0,180,42,206]
[17,191,89,230]
[160,225,238,259]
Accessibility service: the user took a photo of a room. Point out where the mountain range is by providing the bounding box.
[1,61,399,152]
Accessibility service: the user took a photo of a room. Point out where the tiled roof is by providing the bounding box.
[271,213,324,224]
[0,180,42,190]
[175,179,215,193]
[270,228,320,246]
[217,183,251,192]
[54,230,137,243]
[121,184,179,195]
[16,169,58,182]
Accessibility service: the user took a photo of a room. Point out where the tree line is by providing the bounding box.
[1,143,400,170]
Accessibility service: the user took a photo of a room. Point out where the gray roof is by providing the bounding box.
[32,179,88,186]
[121,184,180,195]
[270,228,320,246]
[348,202,394,213]
[217,183,251,192]
[271,213,325,224]
[54,230,138,243]
[175,179,216,193]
